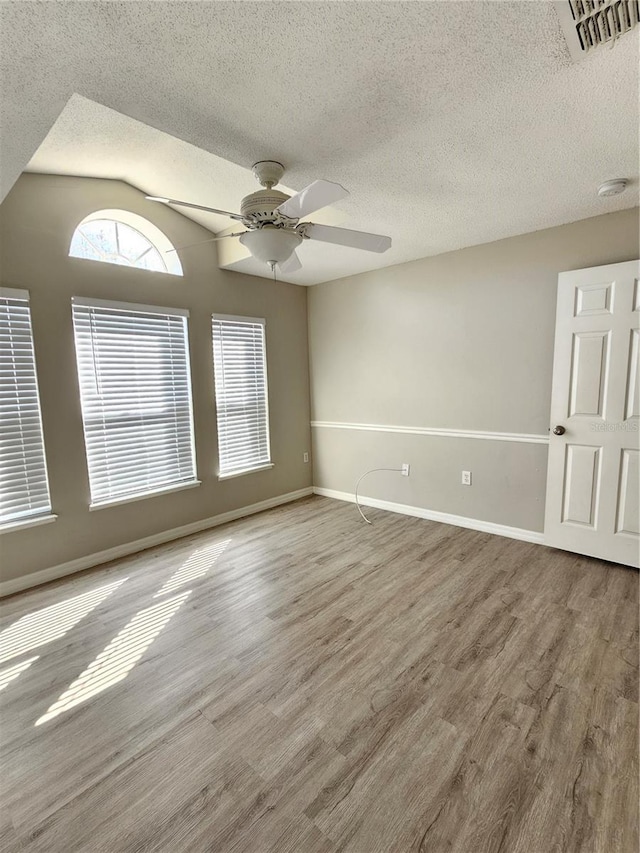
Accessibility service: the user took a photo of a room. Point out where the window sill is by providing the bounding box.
[218,463,274,481]
[0,514,58,534]
[89,480,201,511]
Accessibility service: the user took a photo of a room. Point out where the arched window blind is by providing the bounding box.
[212,315,271,478]
[0,288,52,525]
[72,298,197,506]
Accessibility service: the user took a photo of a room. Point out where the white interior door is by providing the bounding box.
[544,260,640,568]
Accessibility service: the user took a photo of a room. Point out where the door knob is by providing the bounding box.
[552,425,566,435]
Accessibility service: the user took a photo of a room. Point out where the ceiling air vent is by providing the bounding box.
[556,0,640,61]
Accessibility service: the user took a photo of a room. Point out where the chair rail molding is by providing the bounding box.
[310,421,549,445]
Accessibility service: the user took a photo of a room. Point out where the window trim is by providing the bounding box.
[1,286,31,301]
[69,209,183,276]
[213,313,267,325]
[217,463,274,482]
[72,295,189,317]
[89,479,201,511]
[0,513,57,535]
[212,313,272,480]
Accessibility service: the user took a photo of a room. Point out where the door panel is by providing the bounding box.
[574,281,614,316]
[616,449,639,537]
[545,260,640,567]
[569,331,609,417]
[562,445,601,527]
[625,329,639,420]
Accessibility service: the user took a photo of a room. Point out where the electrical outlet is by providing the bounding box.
[461,470,472,486]
[401,463,410,476]
[303,452,309,463]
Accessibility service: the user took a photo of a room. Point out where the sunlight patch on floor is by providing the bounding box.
[35,590,191,726]
[153,539,231,597]
[0,656,39,692]
[0,578,127,666]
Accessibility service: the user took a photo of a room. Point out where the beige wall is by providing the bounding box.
[308,208,640,532]
[0,174,312,585]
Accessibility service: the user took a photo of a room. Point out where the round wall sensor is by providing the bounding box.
[598,179,628,198]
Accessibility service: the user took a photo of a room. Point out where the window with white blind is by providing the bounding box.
[0,288,52,527]
[212,314,271,478]
[72,298,198,507]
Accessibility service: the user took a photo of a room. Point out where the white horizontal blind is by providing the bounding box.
[0,289,52,524]
[72,298,196,505]
[212,315,271,476]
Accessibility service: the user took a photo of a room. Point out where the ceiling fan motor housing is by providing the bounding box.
[240,189,291,222]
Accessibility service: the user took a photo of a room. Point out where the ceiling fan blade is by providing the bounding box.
[278,251,302,274]
[303,223,391,253]
[276,180,349,220]
[146,196,244,221]
[166,232,246,253]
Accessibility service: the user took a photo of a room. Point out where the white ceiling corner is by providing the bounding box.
[1,1,638,286]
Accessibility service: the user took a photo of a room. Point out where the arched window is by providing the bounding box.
[69,209,183,276]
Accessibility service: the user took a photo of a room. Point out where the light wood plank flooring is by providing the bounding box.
[0,496,638,852]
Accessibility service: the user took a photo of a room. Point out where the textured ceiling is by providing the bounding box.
[1,1,638,286]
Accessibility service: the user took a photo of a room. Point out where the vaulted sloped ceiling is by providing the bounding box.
[1,1,638,285]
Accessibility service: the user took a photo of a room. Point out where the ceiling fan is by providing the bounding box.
[145,160,392,275]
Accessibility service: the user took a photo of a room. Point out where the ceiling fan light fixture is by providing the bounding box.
[239,227,303,266]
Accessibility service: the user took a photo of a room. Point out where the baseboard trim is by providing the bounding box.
[0,487,314,598]
[313,487,545,545]
[310,420,549,445]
